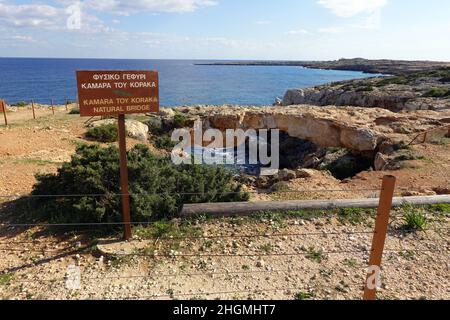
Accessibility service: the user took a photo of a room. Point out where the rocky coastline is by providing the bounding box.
[197,58,450,75]
[282,66,450,112]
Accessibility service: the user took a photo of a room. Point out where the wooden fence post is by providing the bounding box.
[1,100,7,126]
[51,98,55,115]
[31,99,36,120]
[65,97,68,111]
[363,175,396,300]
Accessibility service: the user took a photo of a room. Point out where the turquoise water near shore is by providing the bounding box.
[0,58,373,106]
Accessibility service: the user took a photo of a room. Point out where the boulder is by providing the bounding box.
[374,152,389,171]
[374,151,411,171]
[295,169,315,179]
[282,89,305,106]
[159,108,176,118]
[278,169,297,181]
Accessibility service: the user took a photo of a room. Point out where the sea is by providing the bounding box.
[0,58,373,106]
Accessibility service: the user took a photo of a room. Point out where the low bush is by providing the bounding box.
[13,101,28,107]
[69,108,80,115]
[375,76,409,87]
[154,135,177,151]
[173,113,188,128]
[403,210,427,231]
[338,207,370,225]
[355,85,374,92]
[423,87,450,98]
[31,144,249,224]
[270,181,291,193]
[429,203,450,213]
[86,124,118,143]
[147,121,165,136]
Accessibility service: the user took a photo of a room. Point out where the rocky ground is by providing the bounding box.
[0,105,449,300]
[0,207,449,300]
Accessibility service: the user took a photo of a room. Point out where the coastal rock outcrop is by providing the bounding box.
[282,68,450,112]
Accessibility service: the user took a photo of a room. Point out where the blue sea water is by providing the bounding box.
[0,58,373,106]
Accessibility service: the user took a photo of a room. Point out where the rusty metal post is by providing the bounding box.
[31,99,36,120]
[363,175,396,300]
[51,98,55,115]
[118,114,132,240]
[1,100,7,126]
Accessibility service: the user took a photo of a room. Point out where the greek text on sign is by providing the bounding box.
[76,70,160,116]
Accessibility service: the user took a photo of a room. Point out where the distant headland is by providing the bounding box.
[196,58,450,76]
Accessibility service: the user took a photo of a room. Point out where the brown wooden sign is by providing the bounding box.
[76,70,160,117]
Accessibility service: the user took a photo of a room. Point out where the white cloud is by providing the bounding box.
[0,34,36,43]
[354,11,382,30]
[255,20,271,25]
[317,0,387,17]
[285,29,310,35]
[86,0,217,15]
[318,26,345,34]
[0,2,61,28]
[0,1,113,34]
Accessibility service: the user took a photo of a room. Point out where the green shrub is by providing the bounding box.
[173,113,188,128]
[31,144,249,224]
[86,124,118,143]
[154,135,177,151]
[429,204,450,213]
[403,211,427,231]
[0,273,13,285]
[375,76,409,87]
[423,87,450,98]
[295,291,315,300]
[147,121,165,135]
[270,181,291,193]
[69,108,80,115]
[338,207,369,225]
[355,85,374,92]
[306,247,325,263]
[13,101,28,107]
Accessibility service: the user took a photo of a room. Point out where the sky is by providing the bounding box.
[0,0,449,61]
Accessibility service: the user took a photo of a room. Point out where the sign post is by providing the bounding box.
[51,98,55,115]
[1,100,7,126]
[31,99,36,120]
[76,70,160,240]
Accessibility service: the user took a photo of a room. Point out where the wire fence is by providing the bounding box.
[0,171,449,300]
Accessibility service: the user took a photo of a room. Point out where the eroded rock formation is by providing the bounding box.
[173,105,448,153]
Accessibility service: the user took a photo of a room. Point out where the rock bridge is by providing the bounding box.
[194,105,387,153]
[172,104,448,154]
